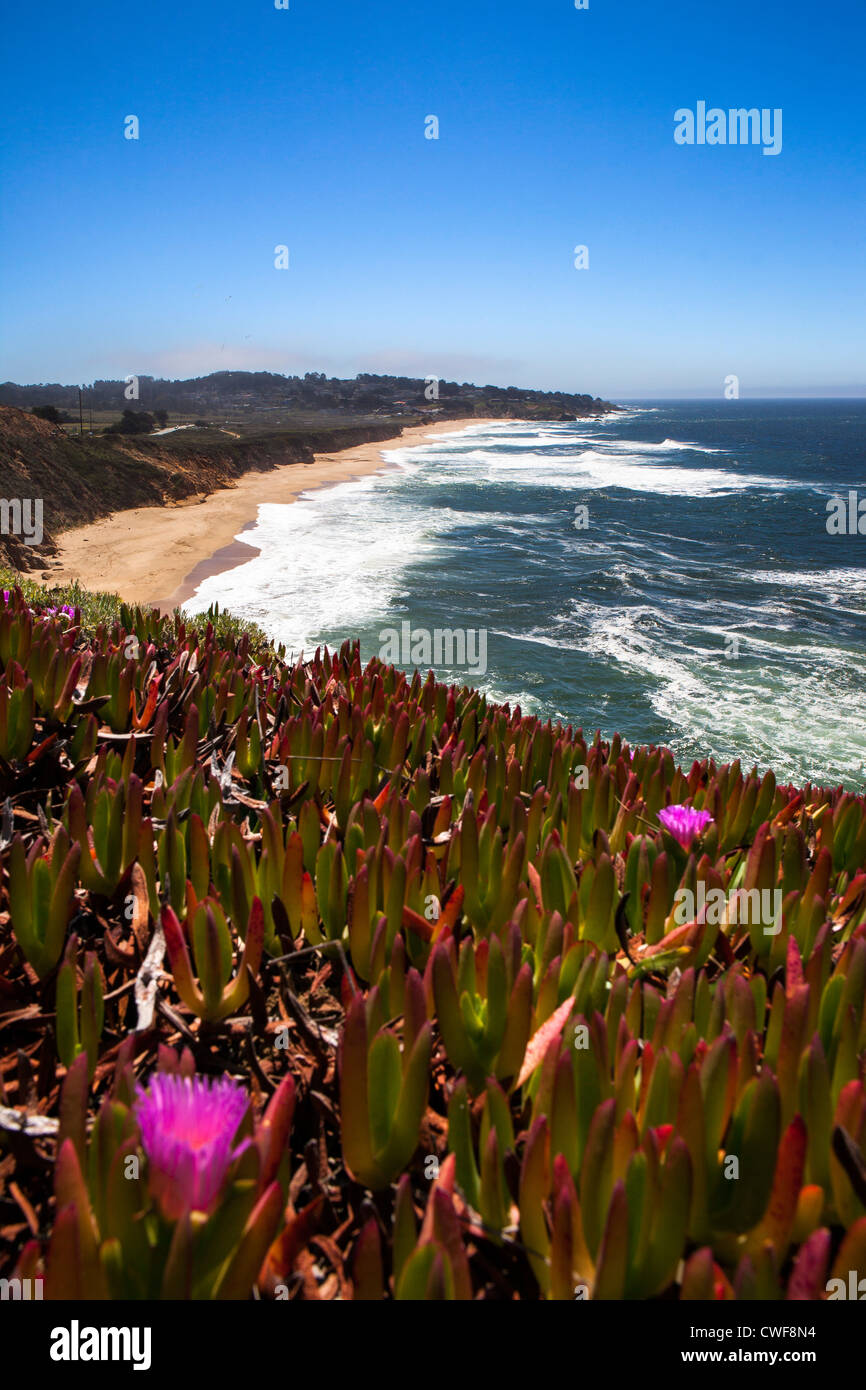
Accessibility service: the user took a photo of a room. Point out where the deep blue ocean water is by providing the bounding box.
[186,401,866,791]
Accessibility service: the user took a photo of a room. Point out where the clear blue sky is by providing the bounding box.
[1,0,864,398]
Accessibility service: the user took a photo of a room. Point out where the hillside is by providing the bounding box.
[0,406,404,572]
[0,369,619,423]
[0,374,619,574]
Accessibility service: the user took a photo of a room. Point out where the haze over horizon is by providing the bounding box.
[2,0,864,399]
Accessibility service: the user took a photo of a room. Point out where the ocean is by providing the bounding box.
[184,401,866,792]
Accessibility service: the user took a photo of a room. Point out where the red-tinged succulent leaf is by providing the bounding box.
[651,1123,674,1153]
[717,1071,781,1233]
[132,674,162,731]
[45,1205,85,1299]
[746,1114,807,1260]
[836,872,866,920]
[282,831,305,936]
[792,1184,826,1247]
[160,1212,196,1300]
[774,793,804,827]
[675,1064,708,1242]
[12,1239,42,1283]
[260,1195,325,1292]
[519,1116,551,1294]
[428,1187,473,1301]
[497,961,533,1085]
[786,934,804,992]
[643,1136,692,1296]
[52,1139,108,1298]
[550,1153,594,1300]
[162,902,204,1015]
[827,1215,866,1295]
[393,1175,418,1291]
[641,921,700,959]
[221,895,265,1017]
[700,1033,738,1155]
[431,939,476,1081]
[419,1152,458,1241]
[339,992,375,1182]
[300,871,319,941]
[368,1031,402,1155]
[25,730,57,764]
[374,1022,432,1184]
[352,1216,385,1300]
[257,1073,296,1191]
[196,904,226,1016]
[45,841,81,976]
[777,984,810,1125]
[527,861,543,916]
[592,1179,629,1300]
[432,884,464,941]
[213,1180,284,1300]
[679,1246,716,1299]
[580,1098,617,1258]
[517,995,575,1088]
[401,903,433,941]
[57,1052,89,1169]
[786,1227,832,1300]
[396,1245,441,1300]
[54,654,82,720]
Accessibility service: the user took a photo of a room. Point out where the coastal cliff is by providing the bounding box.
[0,408,408,571]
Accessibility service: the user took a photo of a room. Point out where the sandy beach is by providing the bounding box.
[47,418,487,611]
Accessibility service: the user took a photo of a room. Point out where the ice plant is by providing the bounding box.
[135,1072,250,1221]
[658,802,713,848]
[5,577,866,1301]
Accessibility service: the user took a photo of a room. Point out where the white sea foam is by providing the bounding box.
[577,605,866,786]
[751,567,866,595]
[590,438,725,454]
[384,445,784,497]
[183,417,864,788]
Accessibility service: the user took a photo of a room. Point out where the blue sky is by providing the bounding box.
[1,0,864,398]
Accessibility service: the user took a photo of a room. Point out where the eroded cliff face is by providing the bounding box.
[0,408,402,571]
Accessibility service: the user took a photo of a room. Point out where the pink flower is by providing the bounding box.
[135,1073,250,1221]
[658,803,713,849]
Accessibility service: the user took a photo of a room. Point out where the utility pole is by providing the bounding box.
[78,387,84,436]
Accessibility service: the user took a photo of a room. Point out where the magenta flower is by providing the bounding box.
[135,1073,250,1221]
[658,803,713,849]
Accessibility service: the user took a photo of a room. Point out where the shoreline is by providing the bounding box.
[47,418,489,612]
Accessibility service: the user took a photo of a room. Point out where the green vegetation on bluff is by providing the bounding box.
[0,576,864,1300]
[0,368,619,429]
